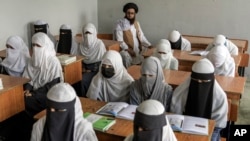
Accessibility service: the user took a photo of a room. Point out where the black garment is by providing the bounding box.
[81,61,101,97]
[57,29,72,54]
[42,99,75,141]
[0,65,8,75]
[0,111,35,141]
[170,36,182,50]
[133,110,166,141]
[34,24,47,34]
[185,71,214,119]
[24,77,61,117]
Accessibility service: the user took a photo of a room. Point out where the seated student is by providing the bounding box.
[56,24,78,55]
[206,45,235,77]
[129,56,173,111]
[23,32,64,117]
[153,39,179,70]
[205,34,238,55]
[170,58,228,141]
[77,23,106,97]
[168,30,191,51]
[30,83,98,141]
[124,99,177,141]
[33,20,56,47]
[87,50,133,102]
[0,36,30,77]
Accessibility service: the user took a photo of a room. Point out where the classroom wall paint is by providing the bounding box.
[0,0,97,49]
[98,0,250,78]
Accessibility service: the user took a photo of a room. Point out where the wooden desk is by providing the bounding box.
[143,48,242,73]
[61,55,83,85]
[127,65,247,122]
[182,35,248,53]
[35,98,215,141]
[0,50,83,85]
[75,34,121,52]
[0,74,30,122]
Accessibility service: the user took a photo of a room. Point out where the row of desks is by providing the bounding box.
[127,65,246,122]
[35,97,215,141]
[143,48,244,73]
[182,34,248,53]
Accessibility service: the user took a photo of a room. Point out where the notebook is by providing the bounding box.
[166,114,209,135]
[84,112,116,132]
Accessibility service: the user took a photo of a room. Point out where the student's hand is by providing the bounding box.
[148,45,153,49]
[126,48,136,57]
[24,90,32,97]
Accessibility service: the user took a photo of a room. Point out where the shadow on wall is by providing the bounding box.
[26,22,34,49]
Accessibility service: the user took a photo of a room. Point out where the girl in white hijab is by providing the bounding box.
[31,83,98,141]
[56,24,78,55]
[170,58,228,141]
[206,45,235,77]
[23,32,64,117]
[124,99,177,141]
[0,36,30,77]
[205,34,238,56]
[86,50,134,102]
[168,30,191,51]
[33,20,56,47]
[153,39,178,70]
[77,23,106,97]
[130,56,173,111]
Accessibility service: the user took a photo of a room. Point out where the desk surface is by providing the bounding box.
[35,97,215,141]
[127,65,246,95]
[143,48,242,66]
[0,74,30,121]
[75,34,121,52]
[127,65,246,122]
[0,74,30,94]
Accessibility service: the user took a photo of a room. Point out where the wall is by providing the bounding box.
[98,0,250,78]
[0,0,97,49]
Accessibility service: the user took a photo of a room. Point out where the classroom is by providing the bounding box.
[0,0,250,141]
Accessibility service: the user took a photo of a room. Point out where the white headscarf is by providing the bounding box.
[153,39,178,70]
[22,32,63,89]
[206,45,235,77]
[124,99,177,141]
[86,50,134,102]
[168,30,181,43]
[30,83,98,141]
[34,20,56,46]
[1,36,30,77]
[79,23,106,64]
[170,58,228,128]
[213,34,226,46]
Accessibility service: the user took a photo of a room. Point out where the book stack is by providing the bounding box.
[57,54,76,65]
[84,112,116,132]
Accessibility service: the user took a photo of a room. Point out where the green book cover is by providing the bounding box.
[84,112,116,132]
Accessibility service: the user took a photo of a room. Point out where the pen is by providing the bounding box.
[195,124,206,128]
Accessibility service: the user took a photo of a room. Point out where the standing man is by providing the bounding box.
[114,2,152,68]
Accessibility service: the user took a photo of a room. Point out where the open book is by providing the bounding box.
[166,114,209,135]
[84,112,116,132]
[189,50,209,56]
[96,102,138,120]
[57,54,76,65]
